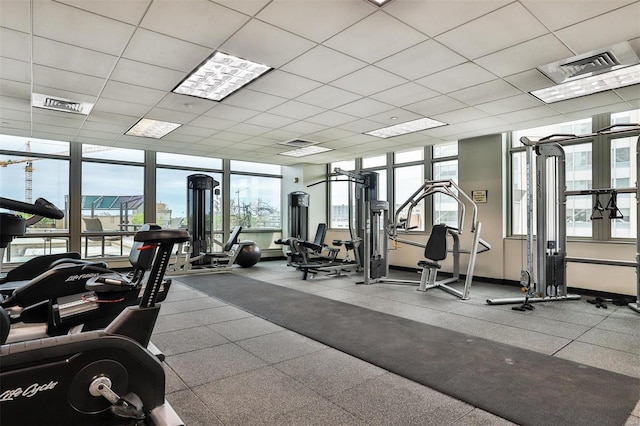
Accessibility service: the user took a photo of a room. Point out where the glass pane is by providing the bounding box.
[157,152,222,169]
[156,169,222,229]
[0,154,69,263]
[331,160,355,172]
[433,141,458,158]
[611,109,640,125]
[511,151,528,235]
[230,174,281,231]
[362,155,386,168]
[394,165,424,231]
[82,144,144,162]
[82,162,143,256]
[330,180,351,229]
[433,160,458,227]
[231,160,280,175]
[512,118,592,147]
[565,143,592,237]
[611,137,636,238]
[0,135,69,154]
[395,149,423,164]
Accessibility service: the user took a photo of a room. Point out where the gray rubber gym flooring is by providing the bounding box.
[153,261,640,425]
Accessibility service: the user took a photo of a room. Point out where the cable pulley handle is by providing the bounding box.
[605,190,624,219]
[590,194,605,220]
[0,197,64,219]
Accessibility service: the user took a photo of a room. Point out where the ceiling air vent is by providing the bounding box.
[279,139,318,148]
[32,93,94,115]
[538,41,639,84]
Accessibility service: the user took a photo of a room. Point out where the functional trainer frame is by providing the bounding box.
[487,124,640,312]
[385,179,491,299]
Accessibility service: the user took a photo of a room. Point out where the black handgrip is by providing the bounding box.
[0,197,64,219]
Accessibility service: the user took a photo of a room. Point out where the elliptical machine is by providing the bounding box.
[0,197,189,425]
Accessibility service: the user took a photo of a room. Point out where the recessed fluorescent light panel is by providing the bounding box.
[173,51,272,101]
[365,117,447,138]
[531,64,640,104]
[126,118,181,139]
[279,146,333,158]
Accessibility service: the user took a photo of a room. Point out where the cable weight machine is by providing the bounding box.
[487,124,640,313]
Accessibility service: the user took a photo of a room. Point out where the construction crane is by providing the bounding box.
[1,142,113,203]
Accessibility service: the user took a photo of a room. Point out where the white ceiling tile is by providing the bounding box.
[155,93,216,115]
[0,57,29,83]
[564,102,631,120]
[448,80,521,105]
[225,123,272,137]
[337,118,385,133]
[0,28,30,62]
[0,96,30,112]
[261,129,300,141]
[405,95,467,117]
[249,70,322,99]
[92,97,150,116]
[85,111,139,127]
[1,80,30,100]
[330,66,406,97]
[203,104,260,121]
[33,65,106,97]
[221,19,315,68]
[32,85,97,104]
[244,112,297,128]
[370,83,440,107]
[207,131,251,143]
[32,111,84,128]
[475,94,544,115]
[555,3,640,53]
[456,116,508,131]
[170,125,218,138]
[305,110,358,127]
[280,120,327,134]
[521,0,636,31]
[281,46,367,84]
[614,84,640,101]
[75,129,122,140]
[55,0,151,25]
[376,40,467,80]
[384,0,509,37]
[416,62,496,94]
[474,34,574,78]
[110,59,185,91]
[295,85,362,109]
[549,91,627,114]
[141,0,248,49]
[0,0,30,32]
[335,98,395,119]
[33,37,118,79]
[223,89,288,112]
[324,11,426,63]
[310,127,357,141]
[101,80,166,106]
[504,69,555,92]
[269,100,326,120]
[212,0,270,16]
[123,29,212,73]
[435,2,548,59]
[497,105,560,124]
[145,107,197,124]
[188,115,237,131]
[367,108,423,126]
[33,1,135,55]
[81,120,130,135]
[257,0,374,43]
[432,107,489,125]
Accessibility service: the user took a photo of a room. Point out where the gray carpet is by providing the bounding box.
[177,273,640,426]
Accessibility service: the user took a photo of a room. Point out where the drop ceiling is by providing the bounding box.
[0,0,639,165]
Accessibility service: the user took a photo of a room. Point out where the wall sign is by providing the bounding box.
[472,190,487,203]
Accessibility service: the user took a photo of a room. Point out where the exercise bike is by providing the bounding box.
[0,198,188,425]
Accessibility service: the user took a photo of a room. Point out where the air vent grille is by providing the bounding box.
[559,52,621,79]
[279,139,317,148]
[32,93,94,115]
